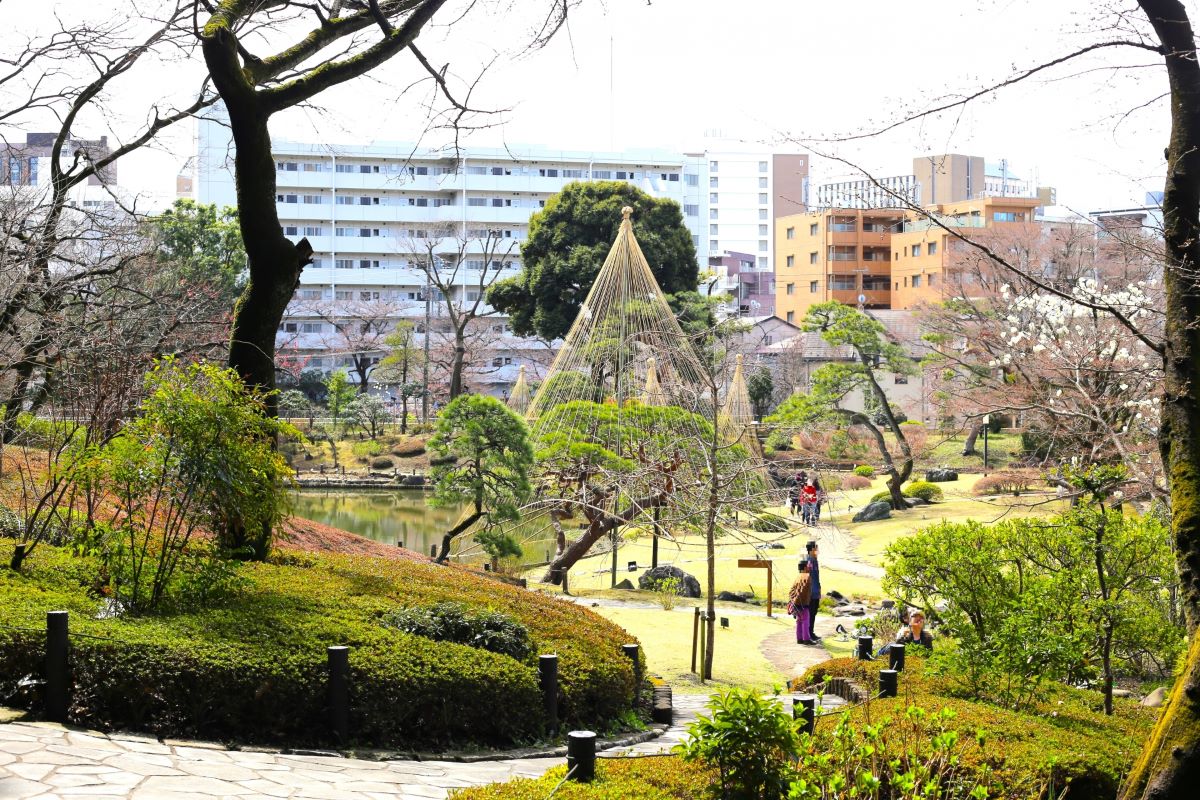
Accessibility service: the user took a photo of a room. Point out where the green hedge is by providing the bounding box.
[0,542,637,749]
[450,757,713,799]
[795,657,1157,799]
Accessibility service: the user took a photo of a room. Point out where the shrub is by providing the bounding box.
[653,577,682,610]
[352,440,384,458]
[450,757,714,800]
[840,474,872,490]
[973,471,1040,496]
[902,481,943,502]
[750,515,788,533]
[0,505,21,538]
[383,601,533,662]
[391,437,427,457]
[370,456,394,470]
[677,688,801,800]
[0,542,637,748]
[852,465,875,478]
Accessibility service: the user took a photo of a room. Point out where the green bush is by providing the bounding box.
[749,515,788,533]
[351,439,384,458]
[450,757,714,799]
[902,481,944,502]
[370,456,394,470]
[383,602,532,661]
[0,542,637,748]
[852,465,875,478]
[0,505,22,538]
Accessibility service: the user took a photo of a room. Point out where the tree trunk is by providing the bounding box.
[436,509,483,563]
[450,327,466,399]
[1122,2,1200,796]
[351,355,371,393]
[885,469,908,510]
[962,422,983,456]
[541,493,663,584]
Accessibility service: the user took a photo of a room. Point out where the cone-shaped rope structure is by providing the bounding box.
[508,364,531,414]
[720,353,764,458]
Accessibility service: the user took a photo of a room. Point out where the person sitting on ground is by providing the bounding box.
[879,610,934,657]
[788,563,815,645]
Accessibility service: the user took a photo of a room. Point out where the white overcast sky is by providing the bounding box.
[5,0,1188,212]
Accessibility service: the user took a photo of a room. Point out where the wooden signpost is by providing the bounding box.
[737,558,774,617]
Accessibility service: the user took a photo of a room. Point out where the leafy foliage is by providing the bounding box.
[430,395,533,523]
[148,198,246,304]
[323,370,357,428]
[487,181,698,340]
[853,465,876,478]
[384,601,533,661]
[746,367,774,419]
[901,481,944,502]
[449,757,714,800]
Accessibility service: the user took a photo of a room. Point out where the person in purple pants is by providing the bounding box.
[789,562,814,644]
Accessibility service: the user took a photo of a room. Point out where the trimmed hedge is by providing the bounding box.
[450,757,714,799]
[852,465,875,478]
[795,657,1157,799]
[839,474,872,490]
[0,542,638,749]
[902,480,944,502]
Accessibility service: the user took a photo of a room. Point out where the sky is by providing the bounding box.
[4,0,1186,213]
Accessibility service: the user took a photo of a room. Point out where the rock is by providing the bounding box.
[852,501,892,523]
[399,474,426,487]
[614,579,635,590]
[906,497,931,507]
[925,468,959,483]
[767,542,786,550]
[1141,687,1166,707]
[881,599,896,609]
[1111,688,1133,698]
[716,591,746,602]
[638,565,702,598]
[833,603,868,617]
[828,590,850,606]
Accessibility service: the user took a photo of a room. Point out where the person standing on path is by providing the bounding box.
[800,478,819,526]
[805,541,822,642]
[788,563,814,644]
[811,476,826,523]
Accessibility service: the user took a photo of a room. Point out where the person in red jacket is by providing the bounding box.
[800,478,819,526]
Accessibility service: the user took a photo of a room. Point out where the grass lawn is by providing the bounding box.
[590,605,794,694]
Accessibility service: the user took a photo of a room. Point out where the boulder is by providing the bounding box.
[614,578,635,591]
[833,603,868,617]
[925,468,959,483]
[399,474,426,487]
[852,501,892,523]
[767,542,786,550]
[828,590,850,606]
[638,565,702,598]
[1111,688,1133,698]
[1141,687,1166,707]
[716,591,747,602]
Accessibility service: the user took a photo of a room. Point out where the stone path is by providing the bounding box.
[0,693,712,800]
[759,614,840,682]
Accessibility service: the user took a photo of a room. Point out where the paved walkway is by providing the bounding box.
[0,693,714,800]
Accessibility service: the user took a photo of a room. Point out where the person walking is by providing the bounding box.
[805,541,822,642]
[811,475,826,524]
[800,478,819,526]
[789,563,814,645]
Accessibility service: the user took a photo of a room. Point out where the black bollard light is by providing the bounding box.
[879,669,898,698]
[622,643,641,706]
[720,617,729,629]
[627,560,637,572]
[792,694,816,735]
[857,634,874,660]
[889,643,906,672]
[327,646,350,743]
[566,730,597,781]
[539,654,559,734]
[430,544,438,559]
[45,611,69,723]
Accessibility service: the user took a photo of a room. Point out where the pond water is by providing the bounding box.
[290,489,557,563]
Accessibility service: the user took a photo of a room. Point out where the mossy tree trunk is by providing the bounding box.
[1121,2,1200,796]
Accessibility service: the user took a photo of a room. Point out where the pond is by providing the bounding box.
[290,489,558,564]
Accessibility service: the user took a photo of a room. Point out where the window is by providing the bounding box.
[335,259,353,269]
[863,275,889,291]
[492,357,503,367]
[786,227,795,239]
[302,226,323,236]
[786,255,795,268]
[928,273,937,286]
[758,257,768,268]
[538,168,559,177]
[809,252,818,264]
[283,225,298,236]
[277,161,297,171]
[360,290,380,300]
[358,259,380,269]
[615,171,629,180]
[563,169,583,178]
[593,169,612,179]
[710,192,719,203]
[786,311,795,323]
[505,357,513,365]
[993,211,1017,222]
[911,244,921,257]
[467,197,487,206]
[335,228,354,237]
[759,208,768,220]
[903,277,909,287]
[759,224,768,235]
[809,223,818,235]
[466,165,487,175]
[709,160,718,171]
[786,283,795,295]
[894,376,909,385]
[831,275,857,290]
[912,275,922,288]
[809,280,819,293]
[27,158,37,186]
[684,173,698,187]
[759,240,768,251]
[710,177,718,188]
[359,164,381,173]
[408,229,427,238]
[299,289,321,300]
[710,224,719,235]
[276,194,297,203]
[301,322,322,333]
[490,166,504,176]
[668,173,679,181]
[335,163,355,173]
[710,209,718,220]
[301,162,323,172]
[302,195,323,204]
[8,157,19,184]
[759,177,768,189]
[335,196,353,205]
[710,239,719,250]
[927,241,938,255]
[758,193,768,204]
[280,322,298,333]
[758,160,768,172]
[683,204,699,216]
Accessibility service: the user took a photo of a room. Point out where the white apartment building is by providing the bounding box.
[194,110,805,395]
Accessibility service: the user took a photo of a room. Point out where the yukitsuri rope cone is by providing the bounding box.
[507,364,531,415]
[720,353,765,458]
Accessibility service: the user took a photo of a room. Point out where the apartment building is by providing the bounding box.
[194,108,805,393]
[773,208,904,322]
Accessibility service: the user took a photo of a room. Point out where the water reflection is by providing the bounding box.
[291,489,557,563]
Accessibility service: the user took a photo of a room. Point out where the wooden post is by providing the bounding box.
[691,607,700,674]
[737,559,774,617]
